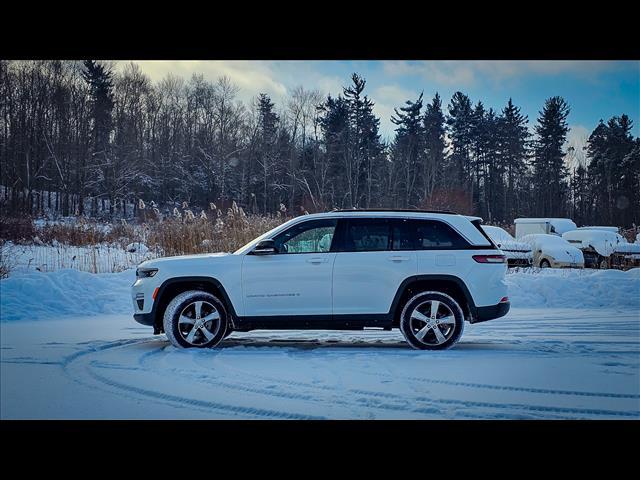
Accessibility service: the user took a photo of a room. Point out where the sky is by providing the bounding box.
[119,60,640,153]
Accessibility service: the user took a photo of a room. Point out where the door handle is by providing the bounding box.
[388,256,410,262]
[307,257,327,264]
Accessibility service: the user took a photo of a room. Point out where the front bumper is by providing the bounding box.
[552,261,584,268]
[471,301,510,324]
[134,312,156,326]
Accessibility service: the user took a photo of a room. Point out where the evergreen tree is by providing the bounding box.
[317,95,350,207]
[571,163,591,225]
[422,93,446,204]
[391,93,424,207]
[446,92,474,186]
[82,60,115,214]
[497,98,530,220]
[531,96,570,217]
[587,115,636,226]
[619,138,640,227]
[255,93,280,213]
[343,73,384,207]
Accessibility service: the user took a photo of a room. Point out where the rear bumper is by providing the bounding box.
[471,301,510,324]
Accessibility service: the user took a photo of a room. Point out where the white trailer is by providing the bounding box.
[514,218,577,239]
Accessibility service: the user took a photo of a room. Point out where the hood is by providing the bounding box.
[615,242,640,254]
[544,245,583,263]
[494,240,532,252]
[139,252,230,269]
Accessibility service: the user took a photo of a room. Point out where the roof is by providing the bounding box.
[331,208,458,215]
[514,217,573,224]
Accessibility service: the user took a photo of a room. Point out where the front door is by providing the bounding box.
[242,218,337,317]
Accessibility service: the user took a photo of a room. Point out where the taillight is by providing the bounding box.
[472,254,507,264]
[500,296,509,303]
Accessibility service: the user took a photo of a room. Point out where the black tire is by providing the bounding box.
[163,290,228,349]
[539,259,551,268]
[598,257,609,269]
[399,291,465,351]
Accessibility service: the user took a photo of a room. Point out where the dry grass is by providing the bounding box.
[0,241,15,278]
[147,204,285,256]
[0,216,36,242]
[1,203,288,259]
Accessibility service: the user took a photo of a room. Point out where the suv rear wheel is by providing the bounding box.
[163,290,228,349]
[400,291,465,350]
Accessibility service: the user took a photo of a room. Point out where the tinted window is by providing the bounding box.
[272,219,337,254]
[343,219,392,252]
[393,219,470,250]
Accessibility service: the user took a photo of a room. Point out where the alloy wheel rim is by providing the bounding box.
[178,300,221,345]
[409,300,456,346]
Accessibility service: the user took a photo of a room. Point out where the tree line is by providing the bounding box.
[1,60,638,227]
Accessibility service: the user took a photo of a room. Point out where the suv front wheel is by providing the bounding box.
[163,290,228,349]
[400,291,465,350]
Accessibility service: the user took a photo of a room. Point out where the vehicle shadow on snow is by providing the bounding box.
[188,337,522,352]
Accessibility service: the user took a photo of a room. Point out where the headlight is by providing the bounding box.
[136,267,158,278]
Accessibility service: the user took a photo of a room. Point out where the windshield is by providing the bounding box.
[536,235,570,246]
[482,226,514,242]
[233,220,292,254]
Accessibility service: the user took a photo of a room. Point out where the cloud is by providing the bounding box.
[382,60,634,87]
[372,84,424,140]
[117,60,288,103]
[565,124,590,169]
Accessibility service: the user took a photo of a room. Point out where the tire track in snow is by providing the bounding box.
[357,371,640,399]
[64,338,325,419]
[61,336,640,420]
[190,348,639,419]
[86,366,324,420]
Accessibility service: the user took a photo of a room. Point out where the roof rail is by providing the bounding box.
[329,208,458,215]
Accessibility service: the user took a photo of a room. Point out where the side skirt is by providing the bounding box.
[234,314,391,331]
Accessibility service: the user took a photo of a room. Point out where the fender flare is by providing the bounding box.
[388,274,477,320]
[152,276,239,328]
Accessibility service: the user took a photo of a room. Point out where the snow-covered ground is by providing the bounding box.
[1,268,639,419]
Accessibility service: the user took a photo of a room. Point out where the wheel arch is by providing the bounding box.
[152,276,238,331]
[389,275,476,326]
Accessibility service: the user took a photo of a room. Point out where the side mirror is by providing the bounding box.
[252,239,277,255]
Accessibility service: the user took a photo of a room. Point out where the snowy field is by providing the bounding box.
[1,267,639,419]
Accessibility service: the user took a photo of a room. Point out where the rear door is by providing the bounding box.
[332,217,417,315]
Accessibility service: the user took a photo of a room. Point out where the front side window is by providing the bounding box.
[272,219,337,254]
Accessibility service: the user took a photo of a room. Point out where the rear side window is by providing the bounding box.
[393,219,471,250]
[342,218,392,252]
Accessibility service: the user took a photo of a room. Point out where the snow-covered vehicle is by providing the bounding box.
[481,225,533,267]
[132,210,510,350]
[577,226,619,233]
[519,233,585,269]
[514,218,577,239]
[562,229,640,270]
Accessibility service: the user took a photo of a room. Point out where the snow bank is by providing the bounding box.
[506,268,640,309]
[0,269,134,322]
[1,267,638,323]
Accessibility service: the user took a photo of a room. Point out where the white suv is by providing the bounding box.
[132,210,510,350]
